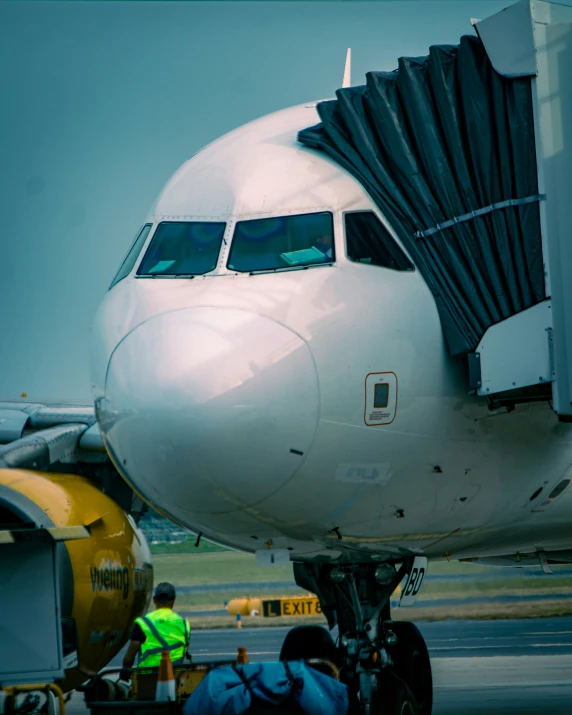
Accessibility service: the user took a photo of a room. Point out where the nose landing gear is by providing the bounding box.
[293,558,432,715]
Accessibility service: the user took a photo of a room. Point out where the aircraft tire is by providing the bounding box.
[385,621,432,715]
[373,672,417,715]
[279,625,338,663]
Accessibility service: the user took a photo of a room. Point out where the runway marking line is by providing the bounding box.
[435,682,572,690]
[430,643,572,651]
[426,634,569,642]
[195,651,278,657]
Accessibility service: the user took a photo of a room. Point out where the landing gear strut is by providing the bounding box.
[293,559,432,715]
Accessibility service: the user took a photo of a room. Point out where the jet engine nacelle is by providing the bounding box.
[0,469,153,691]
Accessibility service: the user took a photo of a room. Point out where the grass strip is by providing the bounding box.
[186,599,572,629]
[153,552,293,585]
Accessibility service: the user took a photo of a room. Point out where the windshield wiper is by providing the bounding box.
[136,273,197,279]
[248,263,334,276]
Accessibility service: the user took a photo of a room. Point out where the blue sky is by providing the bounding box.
[0,0,508,401]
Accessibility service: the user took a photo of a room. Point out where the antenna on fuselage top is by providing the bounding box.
[342,48,351,88]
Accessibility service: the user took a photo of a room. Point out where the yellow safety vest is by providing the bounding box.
[136,608,190,668]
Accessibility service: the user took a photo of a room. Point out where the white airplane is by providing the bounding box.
[3,1,572,712]
[92,84,572,566]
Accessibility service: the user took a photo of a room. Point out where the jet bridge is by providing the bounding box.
[298,0,572,419]
[472,0,572,418]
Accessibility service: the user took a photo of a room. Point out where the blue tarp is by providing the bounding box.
[182,661,348,715]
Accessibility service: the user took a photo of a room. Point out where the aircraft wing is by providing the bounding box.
[0,400,147,520]
[0,400,104,468]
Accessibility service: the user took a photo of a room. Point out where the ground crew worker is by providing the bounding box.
[120,582,191,680]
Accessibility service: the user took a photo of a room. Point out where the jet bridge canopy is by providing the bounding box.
[299,0,572,419]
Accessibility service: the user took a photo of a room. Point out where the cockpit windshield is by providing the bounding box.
[227,212,334,273]
[109,224,152,290]
[137,221,226,276]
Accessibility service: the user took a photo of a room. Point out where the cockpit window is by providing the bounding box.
[345,211,414,271]
[109,224,152,290]
[227,212,334,273]
[137,221,226,277]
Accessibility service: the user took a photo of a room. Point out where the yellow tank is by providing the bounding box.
[226,597,262,616]
[0,469,153,691]
[230,586,401,619]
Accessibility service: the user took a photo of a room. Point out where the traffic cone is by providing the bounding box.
[155,651,176,702]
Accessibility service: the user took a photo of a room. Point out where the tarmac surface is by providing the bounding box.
[71,618,572,714]
[188,618,572,660]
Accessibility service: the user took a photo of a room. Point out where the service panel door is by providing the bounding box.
[0,539,63,684]
[364,372,397,426]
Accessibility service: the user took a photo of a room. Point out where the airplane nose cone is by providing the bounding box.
[100,308,319,514]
